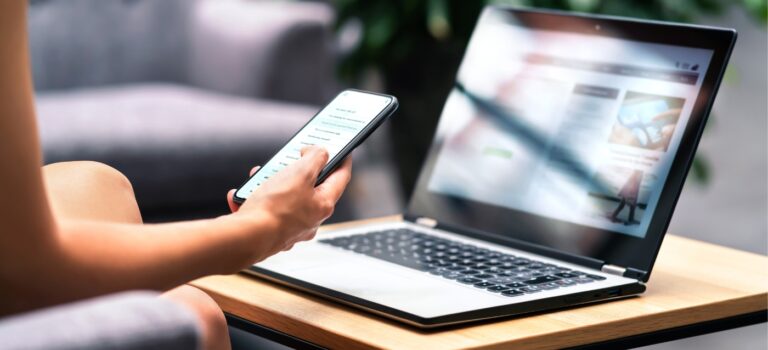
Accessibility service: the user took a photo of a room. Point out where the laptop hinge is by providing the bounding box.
[601,264,627,277]
[414,217,438,228]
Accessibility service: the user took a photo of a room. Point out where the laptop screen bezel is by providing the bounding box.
[406,6,737,282]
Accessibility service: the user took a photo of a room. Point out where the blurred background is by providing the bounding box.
[29,0,766,348]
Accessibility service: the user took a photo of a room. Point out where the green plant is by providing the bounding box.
[334,0,766,193]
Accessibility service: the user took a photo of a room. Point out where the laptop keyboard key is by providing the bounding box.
[458,277,482,284]
[574,277,595,284]
[518,286,542,293]
[504,282,527,288]
[487,285,511,292]
[501,290,525,297]
[512,272,533,280]
[488,277,515,284]
[512,259,531,266]
[499,262,517,269]
[539,282,559,290]
[554,272,580,279]
[473,282,495,288]
[524,275,560,285]
[441,271,463,279]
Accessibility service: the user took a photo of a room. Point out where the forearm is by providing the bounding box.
[3,213,276,314]
[58,217,258,287]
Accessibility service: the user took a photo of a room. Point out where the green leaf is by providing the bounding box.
[742,0,768,24]
[487,0,529,8]
[688,155,711,185]
[703,113,715,134]
[722,64,741,85]
[567,0,599,12]
[362,4,396,51]
[427,0,451,40]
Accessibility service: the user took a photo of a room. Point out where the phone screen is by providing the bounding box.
[235,90,394,200]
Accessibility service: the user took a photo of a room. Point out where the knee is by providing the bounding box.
[43,161,142,224]
[47,161,136,204]
[46,161,134,193]
[164,285,230,350]
[185,287,227,333]
[76,161,133,193]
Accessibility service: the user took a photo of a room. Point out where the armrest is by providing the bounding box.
[186,1,338,105]
[0,292,200,350]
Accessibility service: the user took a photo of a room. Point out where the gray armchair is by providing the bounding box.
[0,292,200,350]
[30,0,367,221]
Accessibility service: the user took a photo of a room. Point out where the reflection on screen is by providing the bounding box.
[426,9,713,238]
[237,91,392,199]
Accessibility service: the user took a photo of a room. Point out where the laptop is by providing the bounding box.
[246,6,737,328]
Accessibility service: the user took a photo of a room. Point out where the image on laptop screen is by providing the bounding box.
[426,9,714,238]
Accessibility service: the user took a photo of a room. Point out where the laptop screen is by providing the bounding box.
[408,7,735,276]
[426,9,713,239]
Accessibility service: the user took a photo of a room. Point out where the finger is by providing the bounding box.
[301,227,318,240]
[315,156,352,203]
[303,230,317,242]
[282,235,302,251]
[286,230,316,251]
[283,233,305,248]
[286,229,315,249]
[295,146,329,180]
[226,189,240,213]
[249,166,261,177]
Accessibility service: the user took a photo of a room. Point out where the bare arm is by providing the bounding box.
[0,2,350,315]
[0,1,62,313]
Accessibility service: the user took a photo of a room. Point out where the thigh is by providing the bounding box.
[43,161,142,224]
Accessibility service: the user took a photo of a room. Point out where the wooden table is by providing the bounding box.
[192,216,768,349]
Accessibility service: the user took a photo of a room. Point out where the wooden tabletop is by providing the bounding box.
[192,216,768,349]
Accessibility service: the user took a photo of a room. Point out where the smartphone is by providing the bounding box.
[233,89,399,204]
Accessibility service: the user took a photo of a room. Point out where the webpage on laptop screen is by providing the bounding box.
[427,10,713,238]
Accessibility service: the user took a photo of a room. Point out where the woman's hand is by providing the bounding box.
[226,146,352,264]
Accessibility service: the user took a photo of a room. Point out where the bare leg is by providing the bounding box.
[161,284,232,350]
[43,161,230,350]
[610,198,626,222]
[628,203,637,225]
[43,161,143,224]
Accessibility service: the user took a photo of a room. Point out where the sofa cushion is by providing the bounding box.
[36,83,317,219]
[28,0,191,91]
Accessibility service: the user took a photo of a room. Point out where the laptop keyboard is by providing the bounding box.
[318,228,606,297]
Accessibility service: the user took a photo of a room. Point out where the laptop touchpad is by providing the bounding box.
[257,243,508,318]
